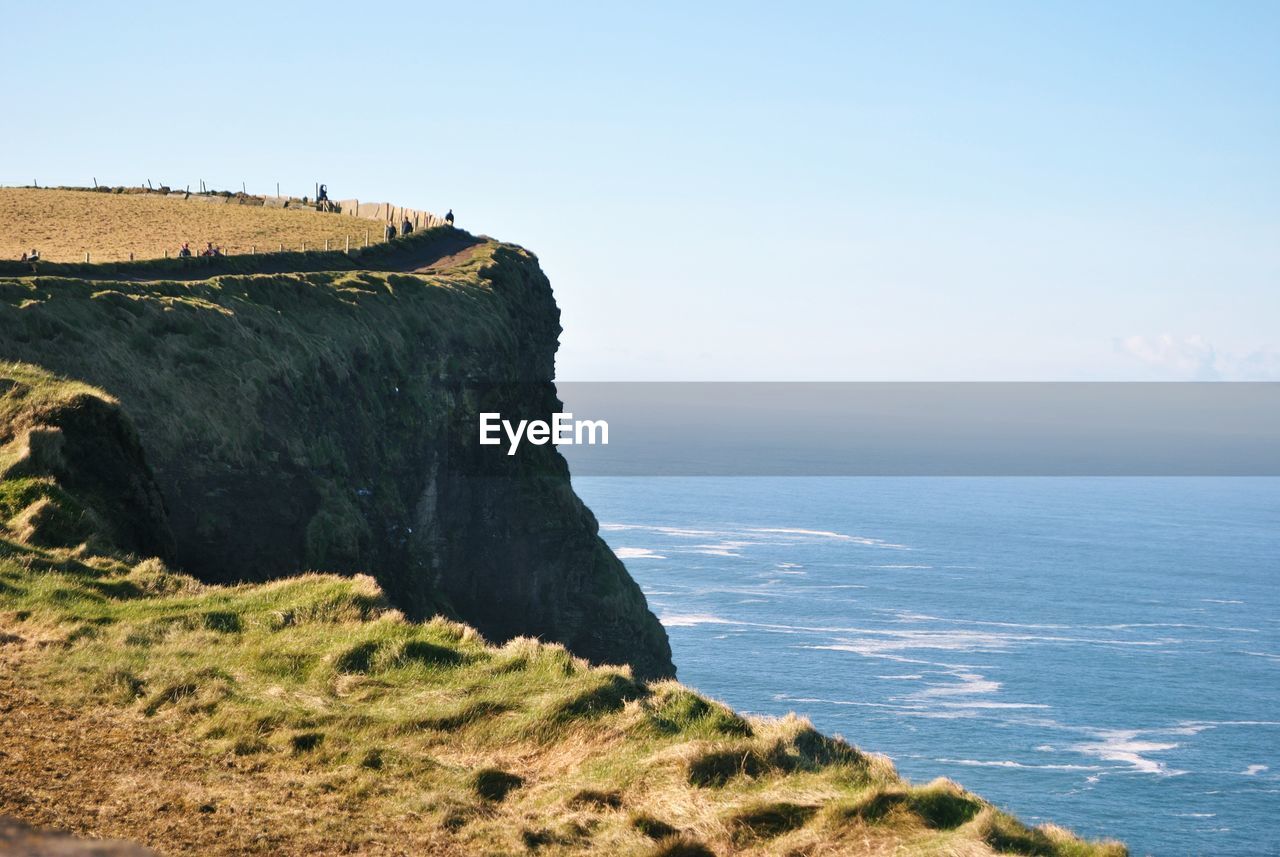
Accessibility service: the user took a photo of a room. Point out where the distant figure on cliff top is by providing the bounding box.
[401,217,413,237]
[385,222,396,242]
[178,242,192,258]
[445,209,454,227]
[25,249,39,262]
[317,184,328,202]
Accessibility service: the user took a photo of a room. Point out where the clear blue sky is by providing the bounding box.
[4,1,1277,380]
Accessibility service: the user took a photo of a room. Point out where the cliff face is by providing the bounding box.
[0,231,674,679]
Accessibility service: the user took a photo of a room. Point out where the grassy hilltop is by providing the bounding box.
[0,187,392,262]
[0,190,1126,856]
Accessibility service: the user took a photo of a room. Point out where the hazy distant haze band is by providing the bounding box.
[550,383,1280,475]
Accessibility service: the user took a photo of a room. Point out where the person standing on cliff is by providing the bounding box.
[401,216,413,237]
[445,209,454,227]
[385,222,396,242]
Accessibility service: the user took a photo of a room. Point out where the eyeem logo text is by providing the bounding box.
[479,412,609,456]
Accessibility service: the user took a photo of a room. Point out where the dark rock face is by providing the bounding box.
[0,390,173,560]
[0,234,674,679]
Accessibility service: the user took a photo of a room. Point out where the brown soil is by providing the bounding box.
[0,642,464,857]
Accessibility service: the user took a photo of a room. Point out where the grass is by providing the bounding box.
[0,540,1129,856]
[0,187,410,262]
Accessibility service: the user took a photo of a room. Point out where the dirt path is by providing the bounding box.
[0,642,462,856]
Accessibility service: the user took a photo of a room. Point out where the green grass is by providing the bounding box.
[0,538,1128,856]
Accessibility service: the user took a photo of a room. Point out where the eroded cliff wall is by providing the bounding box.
[0,231,673,679]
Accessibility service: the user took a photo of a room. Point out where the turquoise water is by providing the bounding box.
[574,478,1280,856]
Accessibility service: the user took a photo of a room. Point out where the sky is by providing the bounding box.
[3,1,1277,380]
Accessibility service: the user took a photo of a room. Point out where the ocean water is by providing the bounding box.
[573,477,1280,857]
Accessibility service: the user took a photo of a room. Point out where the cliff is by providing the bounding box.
[0,228,673,679]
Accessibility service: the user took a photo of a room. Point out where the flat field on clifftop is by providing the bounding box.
[0,188,393,263]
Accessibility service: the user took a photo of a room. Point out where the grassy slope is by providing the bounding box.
[0,188,399,262]
[0,547,1125,857]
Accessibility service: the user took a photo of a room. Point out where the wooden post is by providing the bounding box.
[93,177,97,188]
[85,252,90,263]
[302,241,307,252]
[165,249,169,258]
[276,182,280,197]
[242,181,247,194]
[251,245,256,255]
[324,238,330,251]
[365,230,369,247]
[345,236,350,253]
[129,252,134,261]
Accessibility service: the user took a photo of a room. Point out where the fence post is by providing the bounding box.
[302,241,307,252]
[165,249,169,259]
[85,252,90,263]
[251,245,256,255]
[365,230,369,248]
[279,243,284,252]
[325,238,330,251]
[345,236,350,253]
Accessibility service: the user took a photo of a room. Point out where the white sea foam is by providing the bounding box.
[937,701,1051,710]
[1242,764,1269,776]
[911,670,1001,699]
[615,547,666,560]
[659,613,736,627]
[744,527,910,549]
[686,541,751,557]
[936,758,1103,771]
[1067,729,1185,776]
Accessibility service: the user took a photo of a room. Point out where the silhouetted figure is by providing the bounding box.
[26,249,39,262]
[20,252,27,262]
[385,222,396,242]
[201,242,215,257]
[401,217,413,236]
[317,184,328,202]
[445,209,454,227]
[179,242,192,258]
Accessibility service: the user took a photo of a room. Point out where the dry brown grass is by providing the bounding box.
[0,188,392,262]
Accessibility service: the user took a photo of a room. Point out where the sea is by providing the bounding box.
[573,477,1280,857]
